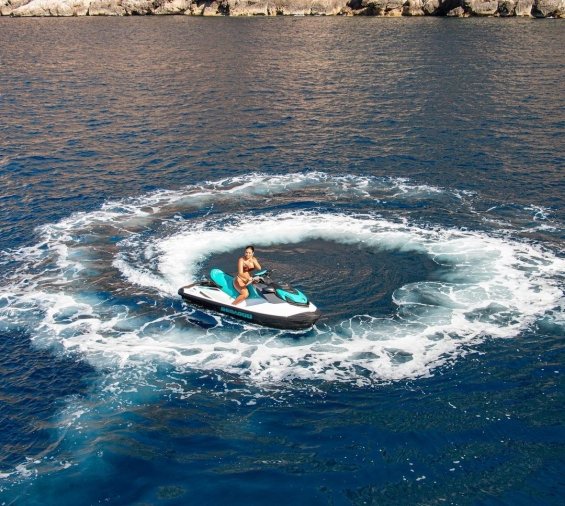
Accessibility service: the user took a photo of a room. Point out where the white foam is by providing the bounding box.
[0,173,563,387]
[105,210,564,383]
[15,464,34,478]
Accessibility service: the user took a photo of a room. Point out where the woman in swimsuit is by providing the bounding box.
[233,245,262,305]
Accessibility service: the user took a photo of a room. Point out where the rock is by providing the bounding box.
[386,0,405,15]
[186,0,226,15]
[274,0,309,14]
[532,0,564,16]
[11,0,89,15]
[1,0,562,15]
[430,0,463,13]
[1,0,30,15]
[121,0,154,14]
[202,0,225,14]
[310,0,347,14]
[153,0,191,13]
[289,0,348,15]
[513,0,533,13]
[88,0,127,15]
[223,0,348,15]
[360,0,405,15]
[497,0,516,15]
[403,0,425,14]
[464,0,498,14]
[422,0,441,14]
[187,0,204,13]
[446,4,468,13]
[275,0,310,15]
[226,0,270,15]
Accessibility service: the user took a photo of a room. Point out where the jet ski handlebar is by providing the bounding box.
[253,269,271,277]
[252,269,272,283]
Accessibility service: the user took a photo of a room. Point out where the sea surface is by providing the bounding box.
[0,16,564,505]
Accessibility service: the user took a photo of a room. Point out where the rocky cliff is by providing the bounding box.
[1,0,563,17]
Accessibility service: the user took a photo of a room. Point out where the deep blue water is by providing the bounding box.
[0,16,564,505]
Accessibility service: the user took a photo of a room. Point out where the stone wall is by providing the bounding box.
[1,0,564,16]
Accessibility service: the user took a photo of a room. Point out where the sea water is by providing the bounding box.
[0,16,563,505]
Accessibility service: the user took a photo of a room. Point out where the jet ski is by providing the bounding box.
[178,269,321,330]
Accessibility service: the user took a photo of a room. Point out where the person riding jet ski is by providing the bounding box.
[233,245,261,305]
[178,245,321,330]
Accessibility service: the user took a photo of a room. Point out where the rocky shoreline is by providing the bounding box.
[0,0,563,17]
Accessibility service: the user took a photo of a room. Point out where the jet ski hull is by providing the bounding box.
[178,278,321,330]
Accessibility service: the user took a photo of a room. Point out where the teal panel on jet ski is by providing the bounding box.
[210,269,239,298]
[210,269,261,299]
[276,288,308,305]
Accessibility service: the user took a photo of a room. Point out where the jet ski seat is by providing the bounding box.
[210,269,261,299]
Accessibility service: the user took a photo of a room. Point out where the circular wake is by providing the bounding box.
[0,173,563,386]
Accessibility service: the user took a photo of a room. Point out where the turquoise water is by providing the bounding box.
[0,17,564,505]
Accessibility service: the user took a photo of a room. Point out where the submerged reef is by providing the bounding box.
[1,0,563,17]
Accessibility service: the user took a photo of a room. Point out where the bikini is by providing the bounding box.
[236,262,254,284]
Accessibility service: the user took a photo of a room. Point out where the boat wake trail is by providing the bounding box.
[1,173,563,387]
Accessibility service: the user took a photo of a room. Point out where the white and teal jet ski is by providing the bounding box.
[178,269,321,330]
